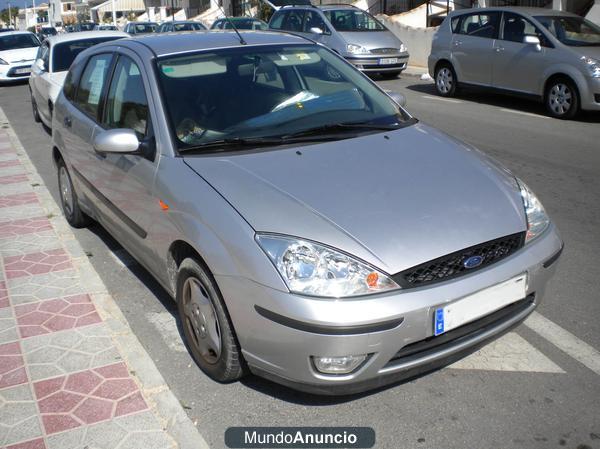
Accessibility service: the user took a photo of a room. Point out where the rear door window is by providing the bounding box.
[74,54,113,120]
[458,12,500,39]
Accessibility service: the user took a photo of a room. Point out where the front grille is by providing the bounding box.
[393,232,525,289]
[384,294,535,368]
[7,65,32,78]
[370,47,400,55]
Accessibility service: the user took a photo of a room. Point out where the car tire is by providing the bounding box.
[177,257,246,383]
[434,63,458,97]
[56,157,91,228]
[544,78,580,119]
[380,71,401,79]
[31,96,41,123]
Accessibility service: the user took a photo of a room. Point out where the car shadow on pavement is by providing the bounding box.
[405,83,600,124]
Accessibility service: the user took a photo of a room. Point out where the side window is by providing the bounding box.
[303,11,328,33]
[502,12,550,46]
[42,44,50,70]
[63,70,76,101]
[282,10,305,32]
[451,16,461,33]
[458,12,500,39]
[103,56,150,139]
[269,12,286,30]
[74,54,112,119]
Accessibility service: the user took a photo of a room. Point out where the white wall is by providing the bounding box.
[378,15,437,67]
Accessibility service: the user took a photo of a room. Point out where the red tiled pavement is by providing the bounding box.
[0,342,28,389]
[0,217,53,239]
[3,249,73,280]
[33,362,147,434]
[0,174,28,185]
[0,192,39,209]
[14,294,101,338]
[0,160,21,168]
[5,438,47,449]
[0,281,8,308]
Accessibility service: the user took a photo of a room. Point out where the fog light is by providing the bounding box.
[312,354,367,374]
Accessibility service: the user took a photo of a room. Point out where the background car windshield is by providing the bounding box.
[156,45,407,149]
[52,37,123,72]
[134,24,156,33]
[535,15,600,45]
[79,23,95,31]
[323,10,385,31]
[174,22,205,31]
[0,34,39,50]
[224,20,267,30]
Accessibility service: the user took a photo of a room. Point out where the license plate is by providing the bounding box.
[433,273,527,336]
[379,58,398,65]
[15,68,31,75]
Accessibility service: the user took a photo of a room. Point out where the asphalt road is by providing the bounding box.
[1,76,599,449]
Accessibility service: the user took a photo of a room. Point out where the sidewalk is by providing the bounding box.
[0,109,209,449]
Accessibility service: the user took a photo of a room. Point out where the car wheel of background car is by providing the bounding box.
[380,71,401,80]
[57,157,91,228]
[31,96,41,123]
[544,78,579,119]
[177,257,246,382]
[434,63,457,97]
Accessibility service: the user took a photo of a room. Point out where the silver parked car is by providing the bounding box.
[29,31,128,129]
[156,21,207,33]
[269,4,409,78]
[428,7,600,119]
[52,31,562,395]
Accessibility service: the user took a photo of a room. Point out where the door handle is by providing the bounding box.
[495,47,505,52]
[63,116,72,128]
[453,40,462,46]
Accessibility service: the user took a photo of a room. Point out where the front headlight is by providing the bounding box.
[517,179,550,243]
[346,44,370,55]
[399,43,407,53]
[256,234,399,298]
[581,56,600,78]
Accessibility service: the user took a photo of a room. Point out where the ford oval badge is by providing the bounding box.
[463,255,484,269]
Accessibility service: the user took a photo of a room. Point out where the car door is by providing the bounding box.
[92,51,160,266]
[31,41,51,123]
[492,12,550,94]
[451,12,501,86]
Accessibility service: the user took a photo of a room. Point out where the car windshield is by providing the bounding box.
[224,19,267,30]
[173,22,205,31]
[133,23,156,33]
[0,34,40,50]
[52,37,124,72]
[41,28,57,36]
[79,23,95,31]
[156,44,410,150]
[323,9,386,32]
[535,15,600,46]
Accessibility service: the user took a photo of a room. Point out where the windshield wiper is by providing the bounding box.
[178,137,286,153]
[280,121,405,139]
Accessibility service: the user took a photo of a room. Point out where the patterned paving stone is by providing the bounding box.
[0,160,21,169]
[0,183,33,199]
[0,282,8,309]
[4,438,47,449]
[0,204,48,223]
[0,194,38,209]
[0,342,27,389]
[0,154,19,163]
[45,411,174,449]
[0,385,43,447]
[0,308,18,345]
[7,269,90,306]
[0,218,53,240]
[4,249,73,280]
[33,362,147,434]
[0,176,27,186]
[0,167,26,177]
[0,232,61,259]
[21,325,121,381]
[14,295,101,338]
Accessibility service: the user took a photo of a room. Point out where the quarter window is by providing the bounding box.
[103,56,150,139]
[458,13,500,39]
[74,54,112,119]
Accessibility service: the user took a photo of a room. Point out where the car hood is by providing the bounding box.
[338,30,403,51]
[0,47,38,63]
[183,123,526,274]
[569,45,600,59]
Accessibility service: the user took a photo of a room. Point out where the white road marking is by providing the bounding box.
[421,95,463,104]
[449,332,564,373]
[524,311,600,376]
[147,311,187,352]
[500,108,550,119]
[108,248,136,268]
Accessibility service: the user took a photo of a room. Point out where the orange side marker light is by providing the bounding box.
[159,200,169,211]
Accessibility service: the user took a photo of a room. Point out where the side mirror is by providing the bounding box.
[309,27,324,35]
[386,90,407,107]
[35,59,46,71]
[523,35,541,51]
[93,129,140,154]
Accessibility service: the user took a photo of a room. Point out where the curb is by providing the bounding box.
[0,106,211,449]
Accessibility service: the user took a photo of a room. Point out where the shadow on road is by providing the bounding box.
[404,82,600,123]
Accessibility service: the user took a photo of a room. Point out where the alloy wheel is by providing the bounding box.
[436,68,453,94]
[58,166,74,217]
[548,83,572,116]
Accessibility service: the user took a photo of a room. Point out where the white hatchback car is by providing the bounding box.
[0,31,40,82]
[29,31,128,128]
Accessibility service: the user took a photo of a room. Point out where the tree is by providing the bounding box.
[0,7,20,27]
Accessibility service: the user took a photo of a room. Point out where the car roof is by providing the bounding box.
[279,3,358,10]
[0,31,36,37]
[45,30,129,45]
[449,6,578,17]
[116,30,310,57]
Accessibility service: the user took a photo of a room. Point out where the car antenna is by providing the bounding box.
[217,5,247,45]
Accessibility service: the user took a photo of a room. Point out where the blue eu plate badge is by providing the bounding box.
[434,308,445,336]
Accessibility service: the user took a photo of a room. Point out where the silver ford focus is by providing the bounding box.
[51,31,562,395]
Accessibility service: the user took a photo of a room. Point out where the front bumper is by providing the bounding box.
[345,53,409,73]
[217,224,562,395]
[0,63,33,82]
[579,75,600,111]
